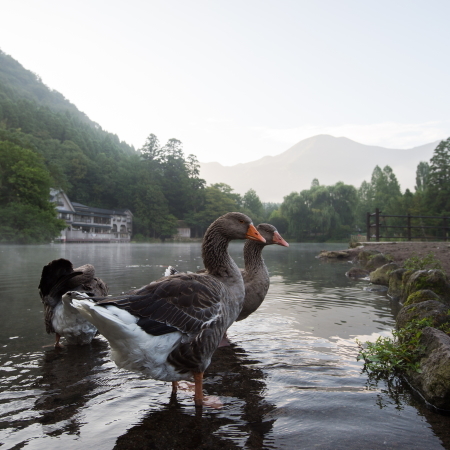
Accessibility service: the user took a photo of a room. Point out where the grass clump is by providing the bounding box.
[357,317,450,378]
[356,318,432,377]
[403,252,443,271]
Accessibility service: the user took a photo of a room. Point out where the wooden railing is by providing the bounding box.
[366,208,450,242]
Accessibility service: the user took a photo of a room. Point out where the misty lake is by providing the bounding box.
[1,243,449,449]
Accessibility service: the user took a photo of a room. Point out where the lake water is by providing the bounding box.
[0,243,449,449]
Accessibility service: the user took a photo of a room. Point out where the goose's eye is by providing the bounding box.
[239,220,245,223]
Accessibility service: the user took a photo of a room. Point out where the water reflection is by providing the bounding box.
[114,345,276,449]
[34,339,110,432]
[364,374,450,448]
[1,243,450,449]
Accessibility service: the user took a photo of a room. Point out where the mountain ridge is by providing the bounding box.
[199,135,440,202]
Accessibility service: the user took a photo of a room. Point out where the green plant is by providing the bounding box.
[356,317,434,377]
[403,252,443,271]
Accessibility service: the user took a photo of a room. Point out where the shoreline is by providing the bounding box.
[359,241,450,275]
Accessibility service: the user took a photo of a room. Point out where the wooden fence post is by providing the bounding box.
[366,212,371,241]
[375,208,380,242]
[407,214,411,241]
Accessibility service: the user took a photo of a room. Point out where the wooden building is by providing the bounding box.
[50,189,133,243]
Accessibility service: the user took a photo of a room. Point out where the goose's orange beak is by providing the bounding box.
[246,224,266,243]
[273,231,289,247]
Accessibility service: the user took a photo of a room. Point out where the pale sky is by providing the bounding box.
[1,0,450,165]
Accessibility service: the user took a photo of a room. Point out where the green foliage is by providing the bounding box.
[0,203,66,244]
[403,252,443,271]
[262,202,280,220]
[0,140,65,243]
[0,141,51,208]
[356,318,434,377]
[425,137,450,214]
[280,181,358,241]
[186,184,239,233]
[268,209,288,233]
[242,189,264,223]
[355,165,403,230]
[415,161,430,192]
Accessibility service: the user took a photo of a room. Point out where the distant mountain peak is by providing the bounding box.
[200,135,440,202]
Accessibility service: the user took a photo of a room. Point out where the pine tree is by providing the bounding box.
[415,161,430,192]
[428,138,450,188]
[426,137,450,213]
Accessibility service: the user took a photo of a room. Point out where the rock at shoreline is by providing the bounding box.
[365,254,393,271]
[356,249,381,264]
[356,250,392,272]
[403,289,443,307]
[407,327,450,411]
[369,262,399,286]
[396,300,450,330]
[404,270,450,305]
[387,268,407,300]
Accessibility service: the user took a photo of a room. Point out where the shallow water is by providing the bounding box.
[0,243,449,449]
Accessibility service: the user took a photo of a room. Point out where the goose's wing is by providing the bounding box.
[80,276,109,297]
[72,264,109,296]
[94,273,226,336]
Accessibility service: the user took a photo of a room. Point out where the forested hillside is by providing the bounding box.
[0,50,269,243]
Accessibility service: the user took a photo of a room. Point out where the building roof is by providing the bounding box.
[71,202,131,216]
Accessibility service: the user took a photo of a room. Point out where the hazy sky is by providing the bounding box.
[1,1,450,165]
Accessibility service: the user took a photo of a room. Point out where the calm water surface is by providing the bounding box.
[1,243,449,449]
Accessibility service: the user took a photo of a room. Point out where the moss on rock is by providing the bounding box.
[404,289,442,307]
[407,327,450,410]
[387,268,407,301]
[396,300,450,330]
[404,270,450,305]
[356,249,381,264]
[369,262,399,286]
[365,254,392,272]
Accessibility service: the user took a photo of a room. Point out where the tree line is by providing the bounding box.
[270,137,450,242]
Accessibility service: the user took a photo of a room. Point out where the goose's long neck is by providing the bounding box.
[243,240,266,277]
[202,225,237,278]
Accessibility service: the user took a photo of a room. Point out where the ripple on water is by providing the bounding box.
[0,243,449,449]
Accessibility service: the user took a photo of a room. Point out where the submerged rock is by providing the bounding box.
[364,284,388,293]
[407,327,450,411]
[345,267,370,279]
[318,250,351,259]
[369,262,399,286]
[396,300,450,330]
